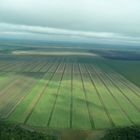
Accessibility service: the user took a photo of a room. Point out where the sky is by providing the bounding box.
[0,0,140,45]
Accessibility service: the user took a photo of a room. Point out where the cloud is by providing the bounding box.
[0,22,117,38]
[0,0,140,37]
[0,22,140,45]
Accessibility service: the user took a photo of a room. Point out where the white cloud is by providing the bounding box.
[0,22,117,38]
[0,22,140,45]
[0,0,140,36]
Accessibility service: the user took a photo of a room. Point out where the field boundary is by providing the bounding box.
[78,63,95,129]
[5,74,44,119]
[90,65,135,125]
[23,62,61,124]
[70,63,73,128]
[47,63,66,127]
[100,64,140,98]
[85,64,115,127]
[101,68,140,113]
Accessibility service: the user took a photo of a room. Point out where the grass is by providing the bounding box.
[26,63,63,127]
[49,64,71,129]
[92,65,132,126]
[8,73,49,123]
[72,64,91,129]
[0,74,39,118]
[81,64,111,129]
[94,64,140,123]
[103,59,140,88]
[0,54,139,131]
[0,42,140,140]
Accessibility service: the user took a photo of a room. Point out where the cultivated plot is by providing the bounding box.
[0,55,139,130]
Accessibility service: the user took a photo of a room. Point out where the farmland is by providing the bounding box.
[0,48,139,131]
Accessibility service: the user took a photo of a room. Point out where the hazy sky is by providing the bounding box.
[0,0,140,45]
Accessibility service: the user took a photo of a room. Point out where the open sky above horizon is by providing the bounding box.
[0,0,140,45]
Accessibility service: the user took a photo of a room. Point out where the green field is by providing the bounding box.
[0,52,139,131]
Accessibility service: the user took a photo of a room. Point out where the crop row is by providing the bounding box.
[8,62,61,123]
[89,64,140,125]
[4,61,140,129]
